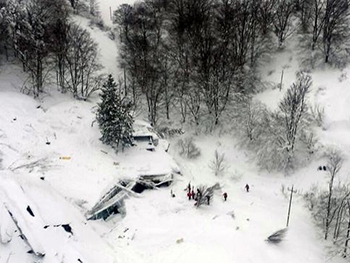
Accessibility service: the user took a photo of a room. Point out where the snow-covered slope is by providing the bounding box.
[1,1,350,262]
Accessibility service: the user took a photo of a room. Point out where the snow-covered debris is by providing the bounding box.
[132,119,170,151]
[0,203,15,244]
[266,228,288,244]
[0,173,120,263]
[1,178,46,257]
[86,180,137,220]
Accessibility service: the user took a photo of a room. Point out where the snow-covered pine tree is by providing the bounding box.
[96,75,134,151]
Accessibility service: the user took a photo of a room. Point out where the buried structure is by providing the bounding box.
[86,173,175,220]
[87,120,181,220]
[87,145,180,220]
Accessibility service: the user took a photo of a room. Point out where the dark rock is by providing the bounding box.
[61,224,73,235]
[26,206,35,217]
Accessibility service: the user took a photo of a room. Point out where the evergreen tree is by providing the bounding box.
[96,75,134,151]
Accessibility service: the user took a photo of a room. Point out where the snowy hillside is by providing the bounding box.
[1,0,350,263]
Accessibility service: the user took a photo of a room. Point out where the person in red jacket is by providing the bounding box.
[223,192,228,201]
[187,191,192,200]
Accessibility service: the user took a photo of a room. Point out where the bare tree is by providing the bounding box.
[244,101,266,142]
[311,0,326,51]
[209,150,228,176]
[273,0,295,47]
[296,0,313,32]
[0,2,9,62]
[322,0,349,63]
[65,24,103,99]
[68,0,79,12]
[305,182,350,258]
[332,186,350,240]
[258,0,277,36]
[279,72,311,155]
[89,0,99,16]
[324,149,343,240]
[177,137,201,159]
[8,0,54,97]
[343,200,350,257]
[47,0,70,93]
[114,4,141,109]
[184,0,213,125]
[115,1,166,126]
[166,0,190,122]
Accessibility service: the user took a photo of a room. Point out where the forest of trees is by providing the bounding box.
[111,0,349,172]
[0,0,349,170]
[0,0,103,99]
[304,150,350,258]
[113,0,350,128]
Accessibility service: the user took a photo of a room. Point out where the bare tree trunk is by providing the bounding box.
[334,202,345,240]
[311,0,324,51]
[343,201,350,257]
[325,151,343,240]
[325,175,334,240]
[4,44,8,61]
[322,0,349,63]
[273,0,294,48]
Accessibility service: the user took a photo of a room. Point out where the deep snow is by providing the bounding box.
[1,1,350,262]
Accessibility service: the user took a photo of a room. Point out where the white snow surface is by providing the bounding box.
[1,1,350,262]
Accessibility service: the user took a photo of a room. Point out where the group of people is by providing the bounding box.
[185,183,212,205]
[182,183,250,203]
[186,184,202,201]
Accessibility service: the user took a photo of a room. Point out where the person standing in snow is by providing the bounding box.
[186,182,191,193]
[187,191,192,200]
[191,188,195,200]
[245,184,250,192]
[197,188,202,200]
[206,195,210,205]
[223,192,228,201]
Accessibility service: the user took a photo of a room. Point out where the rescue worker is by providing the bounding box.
[197,189,202,200]
[207,195,210,205]
[191,189,195,200]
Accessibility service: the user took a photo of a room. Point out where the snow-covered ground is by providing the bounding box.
[1,1,350,262]
[98,0,136,27]
[73,16,122,78]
